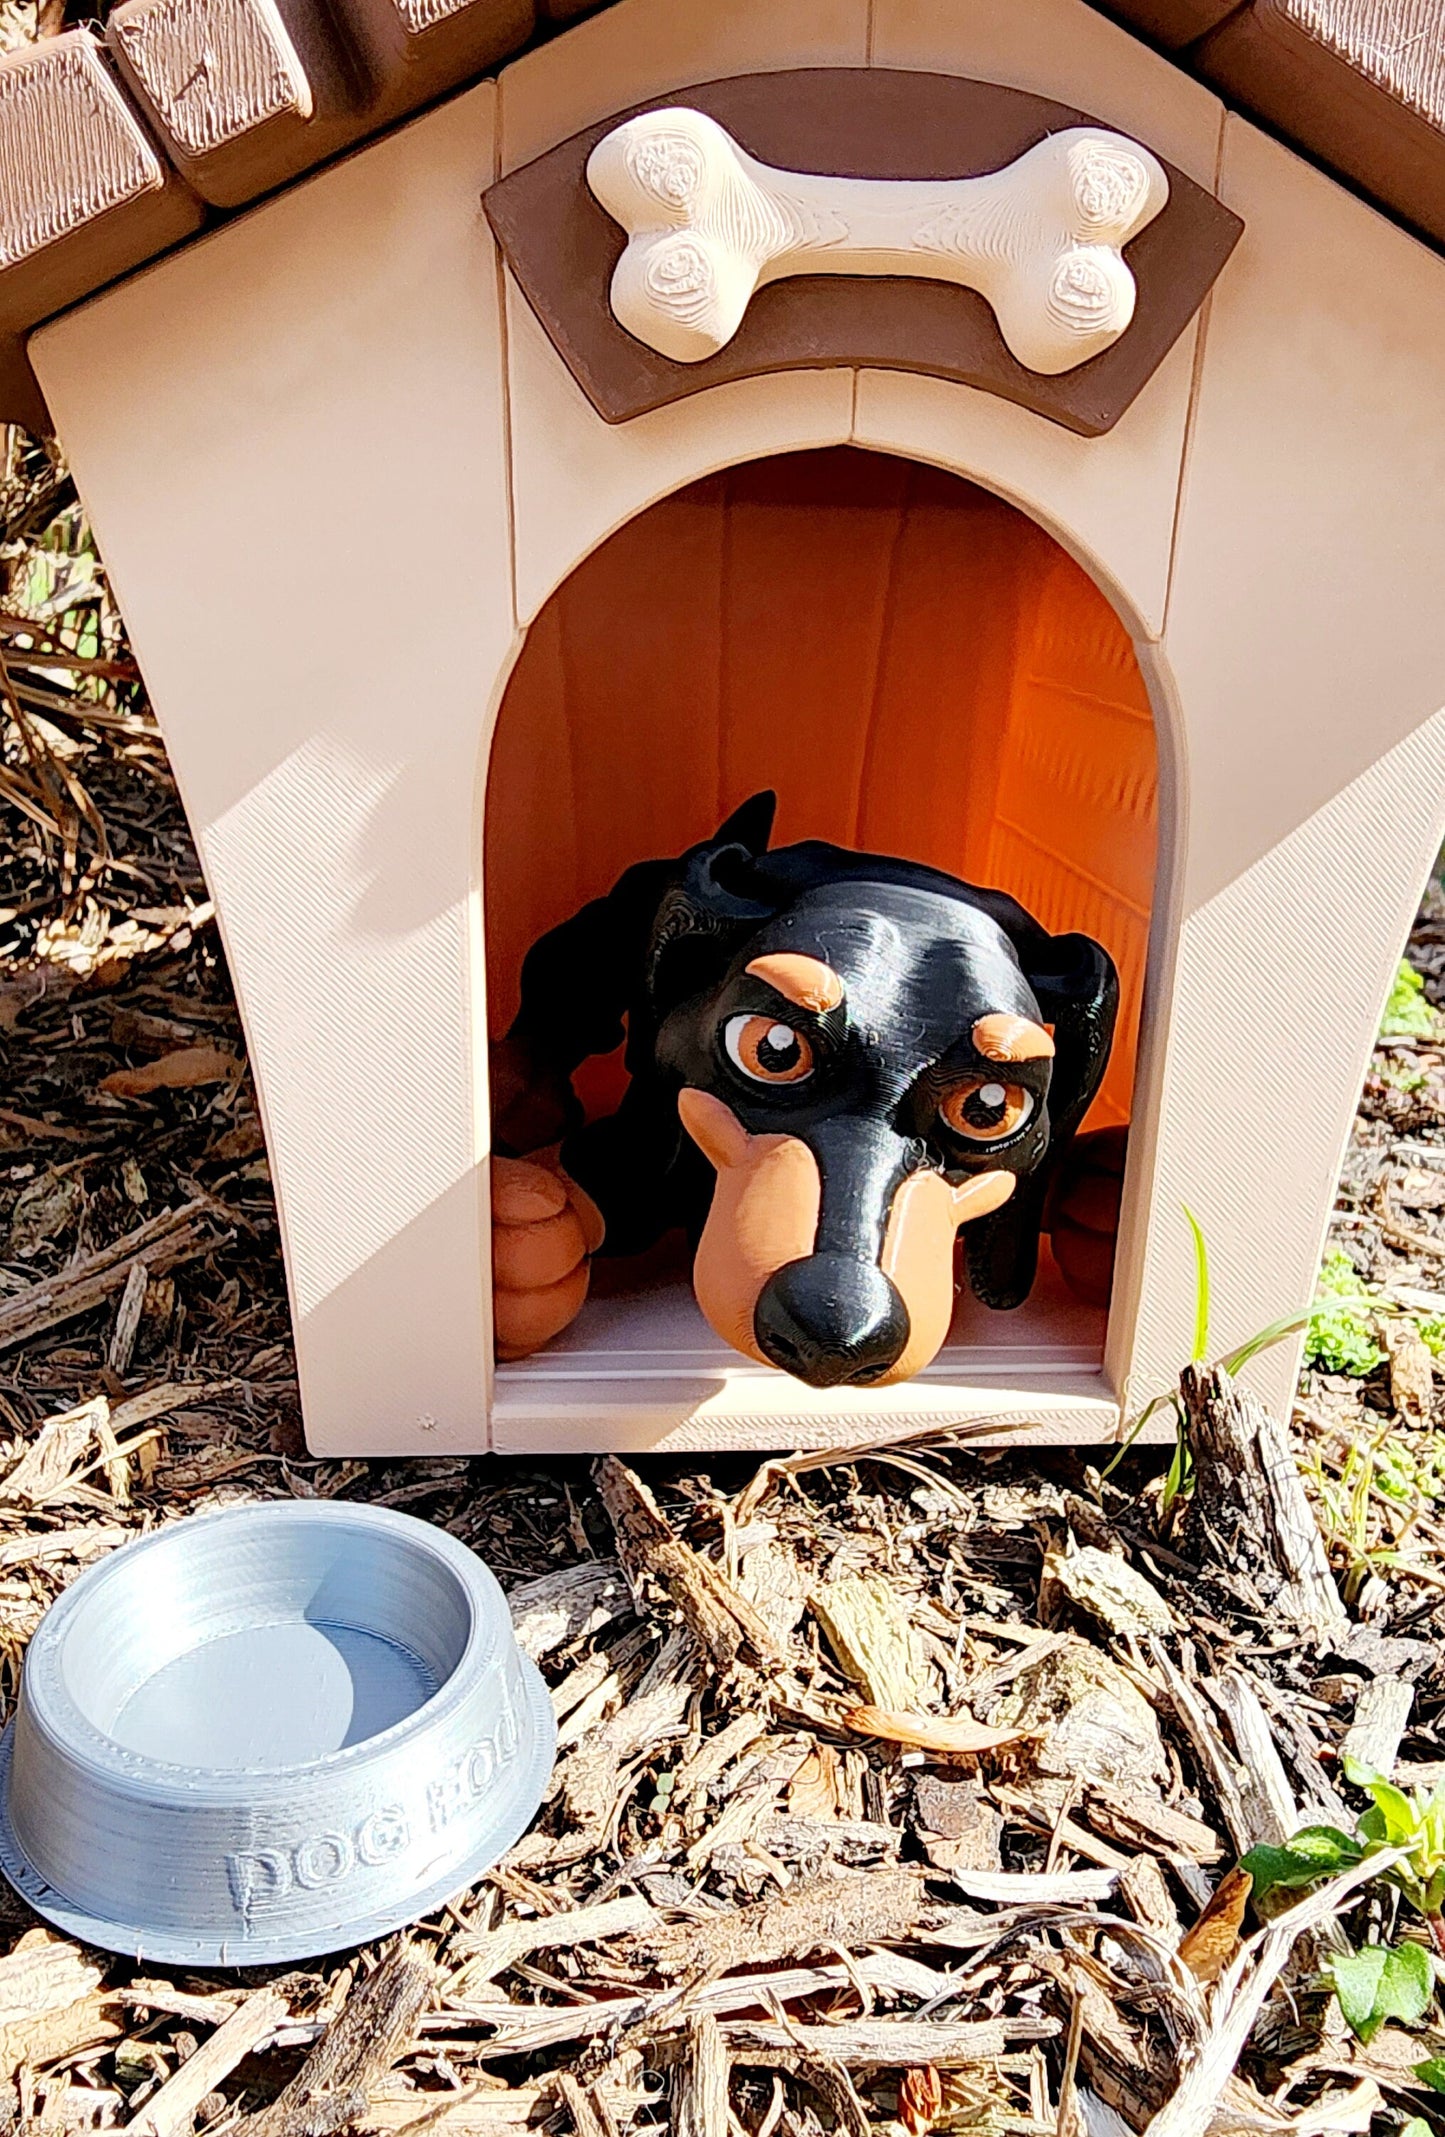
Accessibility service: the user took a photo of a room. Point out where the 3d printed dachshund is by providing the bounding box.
[490,795,1119,1388]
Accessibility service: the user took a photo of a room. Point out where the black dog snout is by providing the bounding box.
[753,1255,910,1387]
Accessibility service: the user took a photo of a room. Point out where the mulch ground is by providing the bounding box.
[2,428,1445,2136]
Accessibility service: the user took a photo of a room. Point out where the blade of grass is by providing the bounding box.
[1099,1390,1180,1479]
[1221,1310,1308,1376]
[1184,1204,1210,1363]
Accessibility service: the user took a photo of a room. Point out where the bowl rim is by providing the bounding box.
[17,1501,510,1793]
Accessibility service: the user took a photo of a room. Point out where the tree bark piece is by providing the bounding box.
[721,2020,1012,2068]
[556,2072,614,2137]
[1147,1641,1260,1858]
[1203,1669,1299,1848]
[594,1457,781,1674]
[237,1951,431,2136]
[127,1987,288,2137]
[674,2013,730,2137]
[453,1894,656,1990]
[107,1257,150,1375]
[811,1575,937,1710]
[624,1867,930,1984]
[0,1198,218,1354]
[1177,1364,1345,1638]
[1341,1676,1414,1777]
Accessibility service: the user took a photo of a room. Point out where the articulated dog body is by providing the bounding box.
[491,795,1118,1388]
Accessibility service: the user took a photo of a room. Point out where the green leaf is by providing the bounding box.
[1333,1940,1435,2044]
[1401,2118,1435,2137]
[1345,1758,1422,1846]
[1241,1827,1363,1901]
[1414,2057,1445,2093]
[1184,1205,1210,1363]
[1382,959,1440,1041]
[1304,1299,1385,1377]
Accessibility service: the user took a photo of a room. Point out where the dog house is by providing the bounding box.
[7,0,1445,1454]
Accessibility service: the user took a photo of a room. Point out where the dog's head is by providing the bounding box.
[650,799,1118,1388]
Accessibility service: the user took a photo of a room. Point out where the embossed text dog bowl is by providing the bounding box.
[0,1501,555,1964]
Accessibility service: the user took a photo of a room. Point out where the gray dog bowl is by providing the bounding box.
[0,1501,555,1965]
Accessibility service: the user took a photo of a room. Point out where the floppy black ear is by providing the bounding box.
[647,793,779,1009]
[966,931,1119,1311]
[508,792,779,1094]
[1026,931,1120,1141]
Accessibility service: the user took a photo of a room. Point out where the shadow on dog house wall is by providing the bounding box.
[8,0,1445,1453]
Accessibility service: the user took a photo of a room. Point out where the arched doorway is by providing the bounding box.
[485,446,1158,1397]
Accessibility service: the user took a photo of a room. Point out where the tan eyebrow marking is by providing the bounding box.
[745,953,845,1015]
[972,1012,1055,1062]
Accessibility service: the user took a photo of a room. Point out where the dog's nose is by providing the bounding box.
[753,1256,910,1387]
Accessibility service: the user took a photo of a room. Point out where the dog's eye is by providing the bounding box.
[938,1077,1033,1141]
[723,1014,815,1085]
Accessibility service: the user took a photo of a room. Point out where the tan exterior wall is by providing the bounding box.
[28,0,1445,1452]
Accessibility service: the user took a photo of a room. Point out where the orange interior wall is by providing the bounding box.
[485,448,1157,1130]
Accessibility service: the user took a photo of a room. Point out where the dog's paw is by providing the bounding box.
[491,1156,603,1359]
[1048,1125,1127,1308]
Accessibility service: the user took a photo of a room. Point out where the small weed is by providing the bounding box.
[1306,1420,1415,1602]
[1304,1250,1386,1376]
[1379,1058,1431,1095]
[1243,1760,1445,2042]
[1382,959,1441,1042]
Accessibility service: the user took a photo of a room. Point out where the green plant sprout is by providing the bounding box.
[1302,1248,1445,1374]
[1378,1057,1430,1095]
[1304,1250,1386,1377]
[1381,959,1442,1043]
[1241,1759,1445,2046]
[1100,1209,1306,1503]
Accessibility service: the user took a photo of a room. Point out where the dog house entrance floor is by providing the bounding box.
[491,1244,1118,1452]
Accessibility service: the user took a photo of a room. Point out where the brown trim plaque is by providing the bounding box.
[484,69,1243,437]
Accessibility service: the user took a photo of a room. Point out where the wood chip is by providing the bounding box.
[1340,1676,1414,1776]
[950,1868,1119,1903]
[811,1574,937,1710]
[0,1199,219,1355]
[107,1255,149,1376]
[99,1042,241,1097]
[0,1394,107,1504]
[624,1868,930,1983]
[0,1928,106,2072]
[1204,1670,1299,1849]
[995,1638,1169,1791]
[720,2019,1016,2067]
[842,1703,1031,1754]
[237,1950,431,2136]
[674,2012,729,2137]
[1046,1543,1178,1637]
[455,1895,655,1989]
[595,1458,780,1675]
[506,1561,631,1662]
[1178,1866,1253,1985]
[1178,1365,1346,1638]
[127,1986,289,2137]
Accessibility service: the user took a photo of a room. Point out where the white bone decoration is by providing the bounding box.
[585,108,1169,375]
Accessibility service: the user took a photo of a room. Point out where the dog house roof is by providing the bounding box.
[0,0,1441,434]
